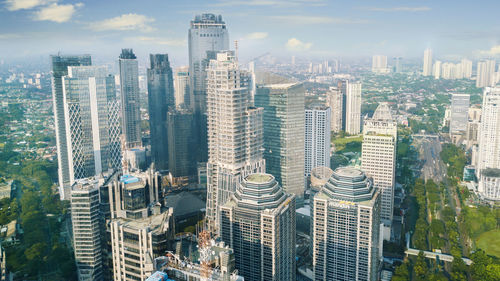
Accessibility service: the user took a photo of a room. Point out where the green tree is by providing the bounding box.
[413,251,428,281]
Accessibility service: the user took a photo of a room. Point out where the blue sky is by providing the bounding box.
[1,0,500,66]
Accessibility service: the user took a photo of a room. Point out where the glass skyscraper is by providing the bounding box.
[255,83,305,196]
[188,13,229,162]
[147,54,174,171]
[119,49,142,148]
[51,54,91,199]
[62,66,122,183]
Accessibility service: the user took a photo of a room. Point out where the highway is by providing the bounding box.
[414,135,447,182]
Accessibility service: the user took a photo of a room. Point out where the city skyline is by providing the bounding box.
[1,0,500,64]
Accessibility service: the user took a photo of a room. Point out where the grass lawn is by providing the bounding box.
[332,135,363,154]
[476,229,500,258]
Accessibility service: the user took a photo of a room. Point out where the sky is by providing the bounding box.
[1,0,500,66]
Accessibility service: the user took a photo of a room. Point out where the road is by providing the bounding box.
[414,136,447,182]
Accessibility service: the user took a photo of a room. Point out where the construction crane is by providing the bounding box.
[198,230,212,280]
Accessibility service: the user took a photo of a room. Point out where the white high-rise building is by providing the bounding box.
[461,58,473,79]
[362,103,397,240]
[345,82,362,135]
[450,93,470,135]
[477,87,500,176]
[71,179,103,281]
[174,67,190,109]
[372,55,389,74]
[51,55,92,200]
[119,49,142,148]
[327,87,343,132]
[189,13,229,115]
[476,60,496,88]
[433,60,442,79]
[423,48,433,76]
[62,66,122,185]
[205,51,265,233]
[111,208,175,281]
[478,169,500,201]
[305,105,331,177]
[220,173,296,281]
[312,167,381,281]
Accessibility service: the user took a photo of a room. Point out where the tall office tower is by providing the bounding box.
[345,81,362,134]
[312,167,381,281]
[111,208,174,281]
[255,83,305,196]
[119,49,142,148]
[327,87,343,132]
[361,103,397,240]
[441,63,454,79]
[477,87,500,176]
[433,60,442,79]
[449,93,470,135]
[305,105,331,177]
[189,13,229,162]
[423,48,433,76]
[63,66,122,185]
[393,57,402,73]
[205,51,265,232]
[476,60,496,88]
[371,55,389,74]
[220,173,296,281]
[167,109,197,181]
[147,54,174,171]
[461,58,473,79]
[71,179,103,281]
[51,55,91,200]
[108,169,162,219]
[174,67,190,108]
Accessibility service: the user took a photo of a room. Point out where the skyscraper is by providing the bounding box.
[361,103,397,240]
[327,86,343,133]
[220,173,296,281]
[62,66,122,184]
[312,167,381,281]
[433,60,442,79]
[71,179,103,281]
[119,49,142,148]
[423,48,433,76]
[111,208,175,281]
[476,60,496,88]
[174,67,190,109]
[189,14,229,162]
[461,58,473,79]
[255,83,305,196]
[305,105,331,177]
[371,55,389,74]
[167,109,197,181]
[345,81,362,135]
[477,87,500,176]
[449,93,470,136]
[205,51,265,232]
[147,54,174,171]
[51,54,91,200]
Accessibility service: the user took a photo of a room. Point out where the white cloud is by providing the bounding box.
[365,6,431,12]
[89,14,155,32]
[33,3,82,23]
[4,0,55,11]
[272,15,369,25]
[127,36,186,47]
[286,38,312,51]
[245,32,268,40]
[215,0,326,7]
[0,33,22,39]
[478,45,500,56]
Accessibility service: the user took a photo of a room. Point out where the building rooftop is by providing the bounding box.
[115,208,173,232]
[260,82,298,89]
[246,173,273,184]
[483,168,500,178]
